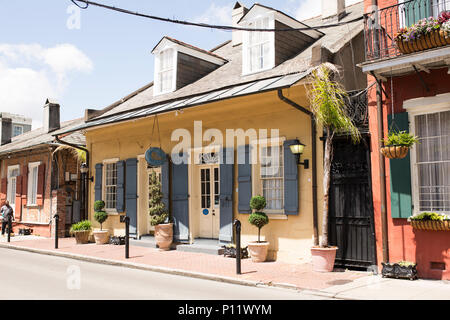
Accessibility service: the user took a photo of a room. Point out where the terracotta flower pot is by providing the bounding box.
[380,145,410,159]
[73,230,90,244]
[155,223,173,251]
[311,246,338,272]
[93,230,110,245]
[247,241,269,262]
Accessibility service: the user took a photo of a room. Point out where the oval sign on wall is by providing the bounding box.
[145,147,166,167]
[202,209,209,216]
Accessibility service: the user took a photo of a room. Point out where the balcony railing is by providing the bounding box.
[364,0,450,61]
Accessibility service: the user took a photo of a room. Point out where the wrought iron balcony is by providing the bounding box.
[364,0,450,61]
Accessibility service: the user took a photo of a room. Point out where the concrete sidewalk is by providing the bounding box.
[0,236,449,299]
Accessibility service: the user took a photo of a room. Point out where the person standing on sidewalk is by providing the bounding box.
[1,201,14,237]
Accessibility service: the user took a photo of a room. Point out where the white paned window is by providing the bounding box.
[7,166,19,206]
[104,162,117,210]
[243,16,274,75]
[27,162,40,206]
[13,125,23,137]
[414,110,450,213]
[155,48,175,95]
[260,144,284,212]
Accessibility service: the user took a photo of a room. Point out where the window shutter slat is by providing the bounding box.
[219,147,234,243]
[237,145,252,214]
[116,161,125,213]
[161,154,170,213]
[0,178,7,203]
[15,176,22,220]
[94,163,103,202]
[171,153,189,242]
[284,140,299,215]
[125,158,138,236]
[21,165,28,206]
[36,163,45,206]
[388,113,412,219]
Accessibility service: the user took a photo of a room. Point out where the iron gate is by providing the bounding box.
[328,135,377,270]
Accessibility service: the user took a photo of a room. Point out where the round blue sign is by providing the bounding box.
[145,147,166,167]
[202,209,209,216]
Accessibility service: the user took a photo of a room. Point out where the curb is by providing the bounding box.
[0,243,280,290]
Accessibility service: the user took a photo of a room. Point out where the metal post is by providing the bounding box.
[7,215,12,243]
[234,219,241,275]
[125,216,130,259]
[54,214,59,249]
[80,172,85,221]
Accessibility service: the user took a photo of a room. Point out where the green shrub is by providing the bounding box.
[250,195,266,211]
[70,220,92,233]
[410,212,448,221]
[383,130,419,147]
[94,211,108,230]
[94,200,105,211]
[148,171,169,226]
[397,261,416,267]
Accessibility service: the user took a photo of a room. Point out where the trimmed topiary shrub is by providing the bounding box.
[93,200,108,230]
[248,196,269,243]
[148,171,169,226]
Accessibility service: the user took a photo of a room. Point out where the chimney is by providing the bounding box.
[322,0,346,21]
[1,117,12,145]
[43,98,60,133]
[232,2,248,46]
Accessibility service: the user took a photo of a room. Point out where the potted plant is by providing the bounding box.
[381,130,418,159]
[307,63,361,272]
[93,200,109,244]
[148,171,172,251]
[381,261,418,280]
[247,195,270,262]
[70,220,92,244]
[409,212,450,231]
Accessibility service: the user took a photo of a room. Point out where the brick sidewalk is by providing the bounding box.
[1,237,370,291]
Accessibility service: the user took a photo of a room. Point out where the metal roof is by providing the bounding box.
[60,72,309,135]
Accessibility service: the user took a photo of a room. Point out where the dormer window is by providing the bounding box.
[155,48,176,95]
[243,16,275,75]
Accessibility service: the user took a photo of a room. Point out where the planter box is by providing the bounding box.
[396,30,450,55]
[410,220,450,231]
[222,245,249,259]
[381,262,418,280]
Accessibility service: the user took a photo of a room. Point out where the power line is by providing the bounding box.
[70,0,363,32]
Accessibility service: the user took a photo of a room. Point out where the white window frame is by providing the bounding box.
[7,165,20,206]
[242,13,275,76]
[103,158,119,214]
[251,137,287,218]
[404,93,450,216]
[153,47,177,96]
[27,162,40,206]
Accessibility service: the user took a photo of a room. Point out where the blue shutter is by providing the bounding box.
[388,113,413,219]
[219,147,234,243]
[171,153,189,242]
[94,163,103,202]
[116,160,125,213]
[125,158,138,236]
[284,140,299,215]
[161,154,169,213]
[237,145,252,214]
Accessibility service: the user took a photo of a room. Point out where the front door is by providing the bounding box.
[198,165,220,239]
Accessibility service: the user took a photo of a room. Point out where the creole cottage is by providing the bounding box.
[59,1,369,264]
[0,99,86,237]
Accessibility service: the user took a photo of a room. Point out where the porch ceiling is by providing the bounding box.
[358,46,450,79]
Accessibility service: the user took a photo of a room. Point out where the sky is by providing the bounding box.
[0,0,361,128]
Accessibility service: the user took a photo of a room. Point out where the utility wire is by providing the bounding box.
[70,0,364,32]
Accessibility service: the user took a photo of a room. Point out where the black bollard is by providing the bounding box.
[7,215,12,243]
[54,214,59,249]
[124,216,130,259]
[233,219,241,275]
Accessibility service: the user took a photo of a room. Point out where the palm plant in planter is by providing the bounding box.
[381,130,418,159]
[307,63,361,272]
[93,200,109,245]
[70,220,92,244]
[247,195,270,262]
[148,171,172,251]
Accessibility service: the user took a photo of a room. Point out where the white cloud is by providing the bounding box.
[293,0,362,21]
[0,43,93,128]
[193,3,233,25]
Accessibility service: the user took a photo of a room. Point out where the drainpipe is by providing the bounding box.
[277,90,319,246]
[373,75,390,263]
[54,136,90,222]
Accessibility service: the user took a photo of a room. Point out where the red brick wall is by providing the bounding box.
[367,68,450,280]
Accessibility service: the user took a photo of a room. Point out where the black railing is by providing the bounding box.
[364,0,450,61]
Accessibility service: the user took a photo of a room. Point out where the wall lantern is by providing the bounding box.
[80,163,93,181]
[289,140,309,169]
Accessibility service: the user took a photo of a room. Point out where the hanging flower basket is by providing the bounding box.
[380,145,410,159]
